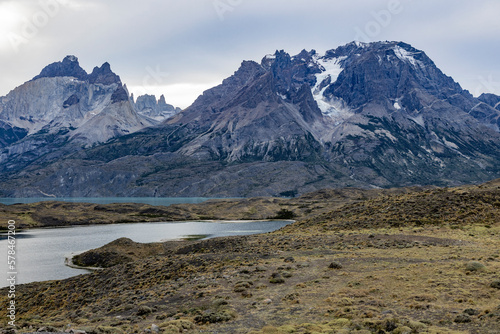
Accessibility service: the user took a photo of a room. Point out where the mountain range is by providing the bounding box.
[1,41,500,197]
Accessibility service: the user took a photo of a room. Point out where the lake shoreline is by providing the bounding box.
[0,197,303,230]
[61,223,294,272]
[0,220,294,287]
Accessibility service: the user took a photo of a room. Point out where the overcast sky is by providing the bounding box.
[1,0,500,108]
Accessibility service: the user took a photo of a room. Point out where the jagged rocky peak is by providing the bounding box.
[293,49,319,64]
[111,86,129,104]
[222,60,266,88]
[135,94,158,109]
[158,94,169,107]
[260,42,440,93]
[255,49,322,102]
[88,62,121,85]
[291,41,467,113]
[261,49,317,69]
[0,55,157,146]
[271,49,291,67]
[33,55,88,81]
[32,55,122,86]
[135,94,176,111]
[133,94,181,121]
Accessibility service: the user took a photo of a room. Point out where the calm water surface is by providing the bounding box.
[0,220,291,287]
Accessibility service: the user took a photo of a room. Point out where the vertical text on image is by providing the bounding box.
[6,220,17,327]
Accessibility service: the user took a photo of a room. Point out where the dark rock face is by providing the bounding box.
[111,86,129,103]
[32,55,121,86]
[478,93,500,110]
[264,49,321,96]
[135,94,158,110]
[32,55,88,81]
[88,62,122,85]
[163,55,326,163]
[62,94,80,108]
[326,42,463,108]
[0,120,28,148]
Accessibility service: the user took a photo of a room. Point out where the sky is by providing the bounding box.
[1,0,500,109]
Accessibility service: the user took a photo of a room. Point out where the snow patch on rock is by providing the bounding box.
[393,45,423,68]
[442,136,459,150]
[311,55,353,124]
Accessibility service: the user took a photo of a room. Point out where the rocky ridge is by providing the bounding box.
[132,94,182,122]
[0,56,180,188]
[0,55,160,144]
[1,42,500,197]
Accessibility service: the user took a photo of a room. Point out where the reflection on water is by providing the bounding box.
[180,234,211,241]
[0,220,291,287]
[0,233,35,240]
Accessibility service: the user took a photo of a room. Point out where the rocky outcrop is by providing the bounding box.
[478,93,500,111]
[88,62,121,85]
[71,237,164,268]
[32,55,88,81]
[133,94,181,122]
[0,120,27,149]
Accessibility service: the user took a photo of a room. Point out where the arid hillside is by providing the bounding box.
[1,181,500,333]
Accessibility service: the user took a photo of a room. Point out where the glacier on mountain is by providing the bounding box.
[311,55,353,125]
